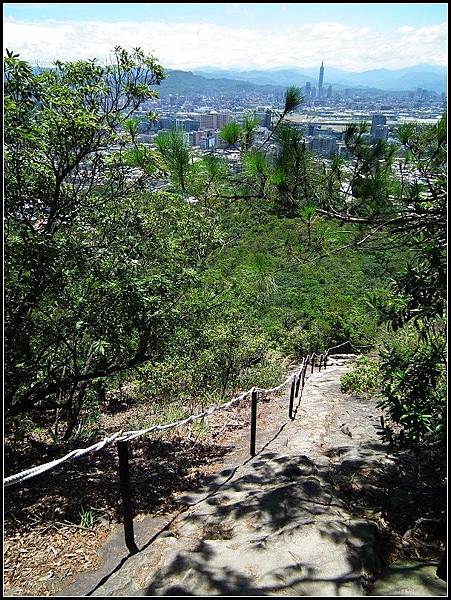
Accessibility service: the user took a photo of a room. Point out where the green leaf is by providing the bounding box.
[219,122,241,146]
[283,86,303,114]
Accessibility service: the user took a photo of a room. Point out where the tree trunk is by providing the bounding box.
[63,380,89,441]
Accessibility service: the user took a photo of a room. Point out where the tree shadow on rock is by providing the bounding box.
[143,453,381,596]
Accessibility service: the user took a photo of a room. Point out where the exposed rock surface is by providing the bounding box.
[368,561,447,596]
[58,362,446,597]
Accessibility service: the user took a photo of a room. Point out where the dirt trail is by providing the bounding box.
[56,359,446,597]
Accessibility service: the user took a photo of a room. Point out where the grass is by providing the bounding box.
[78,506,98,529]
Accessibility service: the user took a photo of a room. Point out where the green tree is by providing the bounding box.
[4,48,222,438]
[275,116,446,446]
[215,104,446,447]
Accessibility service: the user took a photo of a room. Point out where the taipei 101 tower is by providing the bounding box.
[318,61,324,98]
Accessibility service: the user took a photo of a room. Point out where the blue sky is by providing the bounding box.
[4,3,447,28]
[3,3,448,70]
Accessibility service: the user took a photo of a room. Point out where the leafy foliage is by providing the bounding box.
[219,121,241,148]
[5,48,444,452]
[4,49,221,438]
[155,129,192,193]
[340,356,382,396]
[377,328,446,447]
[283,85,304,115]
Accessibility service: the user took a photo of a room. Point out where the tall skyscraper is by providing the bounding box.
[327,84,332,99]
[318,61,324,98]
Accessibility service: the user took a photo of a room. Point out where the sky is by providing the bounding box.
[3,3,448,71]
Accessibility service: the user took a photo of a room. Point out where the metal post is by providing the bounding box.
[436,547,447,581]
[250,389,258,457]
[295,371,301,397]
[324,353,327,369]
[289,378,296,420]
[302,357,308,387]
[117,441,139,554]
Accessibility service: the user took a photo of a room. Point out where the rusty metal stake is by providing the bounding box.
[436,548,447,581]
[295,372,301,397]
[117,441,139,554]
[250,389,258,457]
[289,378,296,420]
[302,357,308,387]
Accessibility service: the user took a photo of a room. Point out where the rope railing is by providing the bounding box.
[5,371,313,489]
[4,342,360,488]
[325,340,370,356]
[4,341,359,553]
[3,431,125,488]
[3,389,252,488]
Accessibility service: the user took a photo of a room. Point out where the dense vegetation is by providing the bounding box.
[4,48,446,452]
[333,118,447,448]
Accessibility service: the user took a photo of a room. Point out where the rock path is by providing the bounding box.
[59,360,447,597]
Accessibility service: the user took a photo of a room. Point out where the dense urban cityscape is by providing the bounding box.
[130,61,445,168]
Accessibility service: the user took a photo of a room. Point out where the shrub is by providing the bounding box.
[340,355,382,395]
[236,348,288,391]
[377,328,446,448]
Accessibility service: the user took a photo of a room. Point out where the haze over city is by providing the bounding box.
[3,2,448,71]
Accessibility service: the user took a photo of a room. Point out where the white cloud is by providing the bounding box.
[3,16,448,71]
[225,3,254,17]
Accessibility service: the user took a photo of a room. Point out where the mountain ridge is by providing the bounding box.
[159,69,285,96]
[193,64,446,92]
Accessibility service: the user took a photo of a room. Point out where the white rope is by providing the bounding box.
[116,390,251,443]
[325,340,354,356]
[3,431,124,487]
[4,388,253,487]
[4,345,341,488]
[255,372,295,394]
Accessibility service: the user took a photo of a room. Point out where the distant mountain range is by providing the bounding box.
[30,63,446,98]
[158,69,283,96]
[193,64,447,93]
[28,66,285,98]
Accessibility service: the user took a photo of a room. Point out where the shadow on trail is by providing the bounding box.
[145,540,364,596]
[84,396,299,596]
[80,378,445,597]
[141,431,445,595]
[143,451,379,596]
[4,435,231,536]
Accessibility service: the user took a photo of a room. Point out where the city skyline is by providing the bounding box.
[3,3,448,71]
